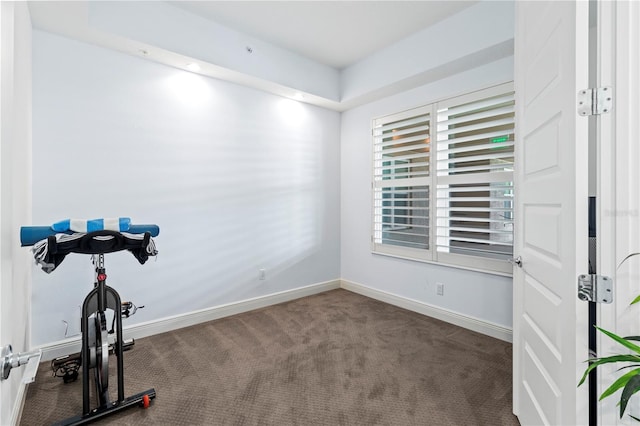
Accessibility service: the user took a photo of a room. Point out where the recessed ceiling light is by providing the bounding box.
[186,63,201,72]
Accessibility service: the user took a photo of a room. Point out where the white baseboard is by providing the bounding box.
[36,277,511,361]
[340,279,512,343]
[37,279,340,361]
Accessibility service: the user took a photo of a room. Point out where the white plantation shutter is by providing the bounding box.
[435,84,514,272]
[372,106,431,259]
[371,82,514,274]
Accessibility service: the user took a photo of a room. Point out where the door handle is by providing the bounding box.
[509,256,523,268]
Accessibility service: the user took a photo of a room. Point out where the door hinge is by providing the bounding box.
[577,87,613,116]
[577,274,613,303]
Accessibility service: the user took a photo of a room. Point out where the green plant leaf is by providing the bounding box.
[579,355,640,386]
[600,368,640,400]
[625,336,640,342]
[618,253,640,271]
[630,294,640,306]
[596,326,640,355]
[620,374,640,418]
[630,414,640,422]
[617,364,640,372]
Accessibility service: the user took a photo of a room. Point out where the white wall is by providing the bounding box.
[31,31,341,347]
[0,2,32,424]
[339,2,516,336]
[340,57,514,330]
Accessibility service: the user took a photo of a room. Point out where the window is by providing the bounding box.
[372,83,514,275]
[372,106,431,257]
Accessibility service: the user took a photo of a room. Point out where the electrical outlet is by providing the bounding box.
[259,269,266,280]
[436,282,444,296]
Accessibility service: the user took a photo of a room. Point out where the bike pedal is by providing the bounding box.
[52,354,81,384]
[108,338,135,354]
[51,352,81,368]
[122,338,135,351]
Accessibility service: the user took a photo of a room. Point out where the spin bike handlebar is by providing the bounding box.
[20,224,160,247]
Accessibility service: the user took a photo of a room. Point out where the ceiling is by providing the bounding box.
[30,1,478,71]
[169,1,477,69]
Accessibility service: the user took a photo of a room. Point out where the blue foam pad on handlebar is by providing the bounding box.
[20,224,160,247]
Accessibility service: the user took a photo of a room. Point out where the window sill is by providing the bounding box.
[371,250,514,278]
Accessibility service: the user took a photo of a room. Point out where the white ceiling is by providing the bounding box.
[169,1,477,69]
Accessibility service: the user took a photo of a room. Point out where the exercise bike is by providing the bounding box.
[21,222,160,425]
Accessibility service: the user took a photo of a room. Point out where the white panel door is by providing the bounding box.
[513,1,590,425]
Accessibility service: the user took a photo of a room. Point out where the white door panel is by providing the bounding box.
[514,1,590,425]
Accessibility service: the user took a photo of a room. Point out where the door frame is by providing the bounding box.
[596,0,640,424]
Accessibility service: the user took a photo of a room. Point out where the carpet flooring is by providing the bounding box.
[20,289,519,425]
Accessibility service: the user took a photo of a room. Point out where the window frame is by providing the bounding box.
[371,82,514,276]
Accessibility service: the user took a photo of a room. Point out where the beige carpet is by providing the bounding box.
[20,289,519,425]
